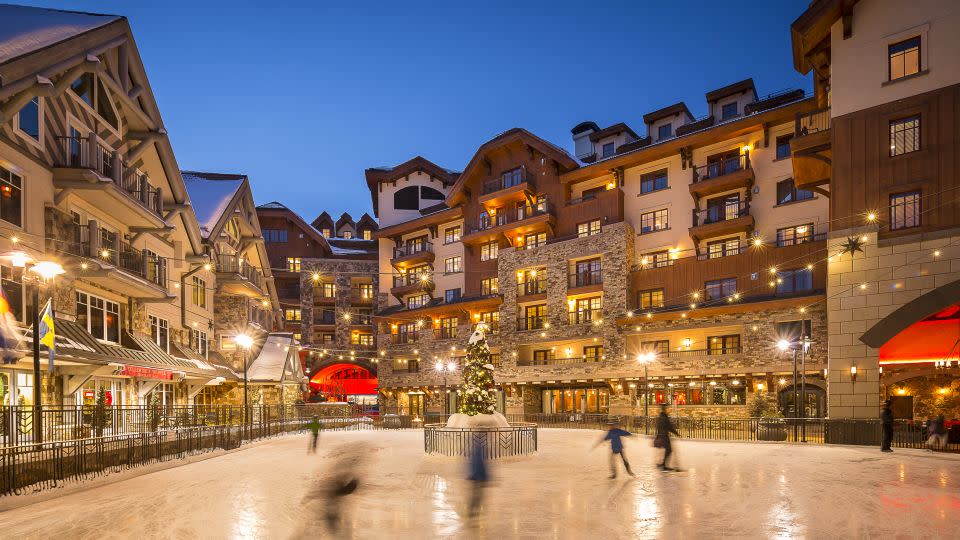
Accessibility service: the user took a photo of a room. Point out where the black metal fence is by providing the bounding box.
[423,423,538,458]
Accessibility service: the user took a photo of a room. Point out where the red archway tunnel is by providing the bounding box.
[309,363,378,401]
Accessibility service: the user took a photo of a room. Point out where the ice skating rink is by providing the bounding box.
[1,429,957,539]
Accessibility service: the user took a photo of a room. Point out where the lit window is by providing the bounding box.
[889,116,920,156]
[643,251,671,268]
[1,266,23,322]
[342,230,353,239]
[191,277,206,308]
[889,36,920,81]
[286,257,301,272]
[577,220,601,238]
[707,238,740,259]
[0,166,23,227]
[285,308,301,321]
[890,191,920,230]
[480,241,498,261]
[637,289,664,309]
[149,315,169,353]
[776,224,814,247]
[640,209,669,234]
[481,277,499,296]
[522,232,546,250]
[444,226,462,244]
[190,329,208,358]
[76,291,120,343]
[444,256,462,273]
[362,230,372,240]
[321,228,331,238]
[708,335,740,355]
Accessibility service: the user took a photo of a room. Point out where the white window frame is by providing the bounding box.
[149,315,170,353]
[882,24,929,85]
[0,161,25,229]
[76,291,121,343]
[14,95,44,148]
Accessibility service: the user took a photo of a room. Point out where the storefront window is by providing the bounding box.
[541,387,608,414]
[78,378,123,406]
[146,382,175,408]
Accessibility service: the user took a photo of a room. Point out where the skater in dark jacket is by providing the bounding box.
[655,405,680,470]
[880,399,894,452]
[467,441,489,517]
[593,419,635,478]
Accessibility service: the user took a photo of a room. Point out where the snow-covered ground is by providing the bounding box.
[1,429,957,539]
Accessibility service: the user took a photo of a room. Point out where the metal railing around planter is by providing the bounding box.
[423,423,538,458]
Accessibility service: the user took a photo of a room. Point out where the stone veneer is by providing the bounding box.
[299,258,380,353]
[826,229,960,418]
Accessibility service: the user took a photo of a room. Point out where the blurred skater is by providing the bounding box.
[654,405,680,471]
[321,451,364,533]
[307,415,320,454]
[880,399,894,452]
[467,440,489,518]
[594,418,634,478]
[927,414,947,450]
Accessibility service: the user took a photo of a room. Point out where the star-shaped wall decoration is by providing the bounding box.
[840,236,865,255]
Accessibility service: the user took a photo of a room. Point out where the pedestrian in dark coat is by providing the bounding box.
[593,419,635,478]
[467,439,489,517]
[881,399,894,452]
[655,404,680,470]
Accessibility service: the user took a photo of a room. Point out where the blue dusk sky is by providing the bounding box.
[22,0,812,220]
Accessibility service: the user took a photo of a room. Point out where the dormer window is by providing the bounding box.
[342,231,353,239]
[362,230,372,240]
[321,228,331,238]
[657,124,672,141]
[721,102,738,120]
[601,142,615,158]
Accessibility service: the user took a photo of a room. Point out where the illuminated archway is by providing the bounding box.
[308,363,378,402]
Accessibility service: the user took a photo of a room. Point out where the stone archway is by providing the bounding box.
[305,357,378,403]
[860,279,960,348]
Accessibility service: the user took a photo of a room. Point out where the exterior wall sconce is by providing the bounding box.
[850,365,857,381]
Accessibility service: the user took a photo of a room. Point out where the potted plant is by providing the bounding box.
[750,390,787,441]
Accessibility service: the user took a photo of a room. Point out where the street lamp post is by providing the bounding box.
[235,334,254,437]
[435,360,457,416]
[778,337,811,443]
[636,352,655,434]
[7,254,65,445]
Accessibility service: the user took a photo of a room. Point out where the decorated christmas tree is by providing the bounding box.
[446,322,509,428]
[458,323,497,416]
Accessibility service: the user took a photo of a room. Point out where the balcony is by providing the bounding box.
[658,347,743,359]
[434,327,458,340]
[517,356,599,367]
[391,332,419,345]
[215,254,263,298]
[390,240,434,269]
[689,201,754,245]
[517,316,546,331]
[390,360,420,374]
[350,287,375,305]
[391,271,434,299]
[314,291,336,304]
[479,168,534,206]
[568,308,602,325]
[461,201,555,245]
[689,154,754,199]
[349,340,376,351]
[52,135,165,227]
[48,221,170,300]
[313,313,336,327]
[568,269,602,290]
[791,107,831,190]
[518,278,547,298]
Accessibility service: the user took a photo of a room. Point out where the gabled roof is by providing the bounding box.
[643,102,694,125]
[0,4,122,65]
[256,201,289,210]
[445,128,579,207]
[364,156,459,217]
[246,333,305,383]
[311,211,333,230]
[256,202,332,256]
[335,212,355,230]
[588,122,639,142]
[705,78,757,103]
[182,171,246,238]
[356,213,378,231]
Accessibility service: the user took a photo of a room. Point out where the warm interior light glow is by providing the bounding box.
[30,261,65,280]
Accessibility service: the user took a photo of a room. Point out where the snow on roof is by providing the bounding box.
[182,171,245,237]
[246,334,303,382]
[329,245,373,256]
[0,4,121,65]
[256,201,288,210]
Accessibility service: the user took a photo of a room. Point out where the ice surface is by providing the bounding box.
[1,429,958,538]
[0,5,120,65]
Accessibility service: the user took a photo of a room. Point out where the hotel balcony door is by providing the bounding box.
[404,393,425,417]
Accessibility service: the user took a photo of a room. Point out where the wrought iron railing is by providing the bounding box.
[569,269,602,287]
[517,356,592,366]
[391,332,418,344]
[516,316,545,331]
[467,200,552,234]
[795,107,831,137]
[692,200,750,227]
[519,279,547,296]
[392,240,432,259]
[216,254,262,291]
[481,168,531,194]
[568,308,602,325]
[692,154,750,183]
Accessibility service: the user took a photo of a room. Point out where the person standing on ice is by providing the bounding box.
[654,404,680,471]
[880,399,894,452]
[467,439,489,517]
[593,418,635,478]
[307,415,320,454]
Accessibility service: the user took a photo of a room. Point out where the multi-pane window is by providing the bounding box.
[584,345,603,362]
[0,166,23,227]
[444,226,461,244]
[355,283,374,300]
[144,249,166,286]
[437,317,458,339]
[480,241,499,261]
[1,266,23,322]
[641,340,670,355]
[523,304,546,330]
[192,277,206,308]
[444,288,461,303]
[640,169,668,194]
[601,142,615,158]
[321,228,331,238]
[889,36,920,81]
[707,238,740,259]
[640,209,669,234]
[637,288,664,309]
[444,256,462,273]
[890,191,921,230]
[263,229,287,243]
[501,167,524,188]
[284,308,301,321]
[149,315,169,353]
[351,333,374,347]
[642,251,671,268]
[777,224,814,247]
[776,178,814,205]
[775,135,793,160]
[478,311,499,333]
[721,102,738,120]
[317,282,336,298]
[776,269,813,295]
[571,296,601,324]
[889,116,920,156]
[407,294,431,309]
[191,329,209,358]
[286,257,301,272]
[362,230,372,240]
[704,278,737,301]
[657,123,672,140]
[76,292,120,343]
[319,333,334,344]
[481,277,499,296]
[708,335,740,355]
[577,220,601,238]
[518,269,546,295]
[341,231,353,239]
[17,97,40,141]
[533,349,555,365]
[523,232,547,250]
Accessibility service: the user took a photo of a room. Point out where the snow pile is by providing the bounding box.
[445,411,509,428]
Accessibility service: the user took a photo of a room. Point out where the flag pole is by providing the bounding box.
[32,284,42,444]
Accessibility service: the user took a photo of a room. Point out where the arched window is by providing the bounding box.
[394,186,419,210]
[421,186,445,201]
